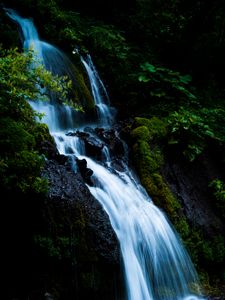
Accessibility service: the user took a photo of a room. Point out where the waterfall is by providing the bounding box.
[80,54,114,127]
[6,9,205,300]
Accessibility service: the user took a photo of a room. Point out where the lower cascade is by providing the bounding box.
[7,8,205,300]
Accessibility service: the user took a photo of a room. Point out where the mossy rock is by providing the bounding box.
[131,125,150,142]
[134,116,167,140]
[131,116,185,235]
[69,61,95,111]
[33,122,55,145]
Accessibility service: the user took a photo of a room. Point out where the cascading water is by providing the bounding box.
[6,8,205,300]
[80,54,114,127]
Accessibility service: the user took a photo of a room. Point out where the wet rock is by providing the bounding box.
[110,159,126,172]
[43,159,119,264]
[94,127,125,158]
[83,136,104,159]
[76,158,94,185]
[40,140,67,164]
[66,130,104,160]
[66,130,89,139]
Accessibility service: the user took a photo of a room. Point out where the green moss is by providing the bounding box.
[174,217,190,239]
[131,117,200,264]
[132,140,163,173]
[67,61,95,110]
[134,117,167,140]
[33,123,55,145]
[131,118,179,220]
[131,125,150,142]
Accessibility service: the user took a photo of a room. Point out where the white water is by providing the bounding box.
[80,54,114,127]
[6,9,205,300]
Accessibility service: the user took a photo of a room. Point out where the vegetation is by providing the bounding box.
[210,179,225,219]
[130,116,225,294]
[2,0,225,297]
[0,47,72,193]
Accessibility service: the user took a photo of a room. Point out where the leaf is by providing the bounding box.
[179,74,192,84]
[141,63,157,73]
[138,75,150,82]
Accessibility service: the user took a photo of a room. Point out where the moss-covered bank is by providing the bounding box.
[129,116,225,297]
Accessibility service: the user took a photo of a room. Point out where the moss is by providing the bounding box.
[131,125,150,142]
[130,117,200,264]
[33,122,55,145]
[174,217,190,239]
[132,140,163,174]
[68,61,95,110]
[131,118,180,221]
[134,116,167,140]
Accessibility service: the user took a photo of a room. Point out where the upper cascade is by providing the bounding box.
[80,54,114,127]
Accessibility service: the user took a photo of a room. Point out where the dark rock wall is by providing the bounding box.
[164,147,225,237]
[3,149,123,300]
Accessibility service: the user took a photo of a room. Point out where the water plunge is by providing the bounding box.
[6,8,205,300]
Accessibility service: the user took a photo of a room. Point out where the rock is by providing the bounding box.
[83,136,104,159]
[40,140,67,164]
[76,158,94,185]
[94,127,125,158]
[163,148,225,237]
[66,130,104,160]
[43,159,119,263]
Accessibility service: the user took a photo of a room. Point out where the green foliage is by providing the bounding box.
[0,47,72,193]
[181,226,225,272]
[138,62,196,102]
[200,108,225,143]
[201,235,225,263]
[87,25,130,60]
[0,47,73,109]
[0,118,48,193]
[167,107,216,161]
[209,179,225,219]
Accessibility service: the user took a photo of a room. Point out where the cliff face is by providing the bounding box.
[163,148,225,298]
[164,148,225,237]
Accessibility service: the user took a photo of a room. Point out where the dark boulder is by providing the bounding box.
[43,159,119,264]
[76,158,94,185]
